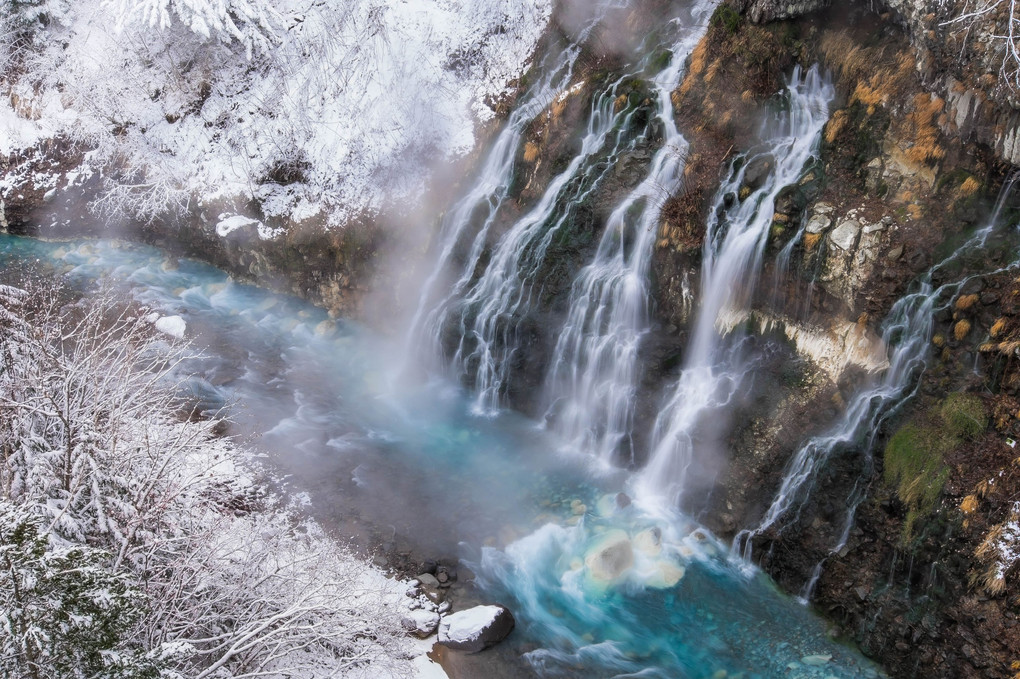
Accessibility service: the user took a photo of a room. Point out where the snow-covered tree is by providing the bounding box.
[0,281,417,677]
[103,0,281,58]
[0,500,165,679]
[0,0,551,227]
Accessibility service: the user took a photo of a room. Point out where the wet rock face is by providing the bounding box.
[816,209,893,310]
[749,0,1020,166]
[653,5,1020,678]
[739,0,829,23]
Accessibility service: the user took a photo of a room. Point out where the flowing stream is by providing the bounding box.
[404,0,614,396]
[0,2,920,676]
[410,0,715,421]
[0,234,883,677]
[540,0,714,465]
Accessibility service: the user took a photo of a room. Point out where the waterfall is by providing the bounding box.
[541,0,717,464]
[735,174,1020,560]
[410,0,718,417]
[402,11,598,379]
[635,65,835,507]
[448,73,643,415]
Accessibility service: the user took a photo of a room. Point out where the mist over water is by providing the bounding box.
[0,2,943,677]
[0,233,884,677]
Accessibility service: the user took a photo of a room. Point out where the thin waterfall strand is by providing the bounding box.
[735,174,1020,561]
[636,65,835,507]
[451,74,644,414]
[402,10,607,376]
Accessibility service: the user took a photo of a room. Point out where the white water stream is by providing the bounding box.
[402,10,599,379]
[635,65,835,507]
[18,0,1009,673]
[541,0,716,465]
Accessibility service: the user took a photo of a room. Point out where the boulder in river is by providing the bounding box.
[437,604,515,653]
[584,529,634,582]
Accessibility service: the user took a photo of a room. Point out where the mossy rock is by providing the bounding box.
[940,392,986,438]
[710,4,741,35]
[883,392,986,540]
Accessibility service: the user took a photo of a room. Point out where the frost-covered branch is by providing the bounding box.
[0,281,414,678]
[941,0,1020,93]
[0,0,551,227]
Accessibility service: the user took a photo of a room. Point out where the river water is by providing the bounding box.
[0,233,882,678]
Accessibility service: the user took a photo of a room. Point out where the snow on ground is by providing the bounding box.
[1,0,552,229]
[350,565,450,679]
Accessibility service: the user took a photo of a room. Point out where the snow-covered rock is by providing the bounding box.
[437,604,515,653]
[216,215,261,237]
[154,315,187,338]
[402,609,441,639]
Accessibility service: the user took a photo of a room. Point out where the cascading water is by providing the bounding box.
[411,1,716,417]
[0,3,909,676]
[447,74,642,415]
[541,0,716,464]
[735,174,1020,562]
[635,65,835,507]
[402,10,598,378]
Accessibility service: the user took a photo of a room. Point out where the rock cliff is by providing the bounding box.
[651,2,1020,677]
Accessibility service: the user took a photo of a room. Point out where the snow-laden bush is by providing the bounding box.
[0,501,163,679]
[0,282,415,678]
[0,0,551,228]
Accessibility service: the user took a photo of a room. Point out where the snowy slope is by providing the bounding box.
[1,0,551,229]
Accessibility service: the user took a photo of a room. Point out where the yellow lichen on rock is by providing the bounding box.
[905,93,946,164]
[825,109,848,144]
[954,319,972,340]
[956,294,980,311]
[803,232,821,252]
[523,142,540,164]
[959,176,981,196]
